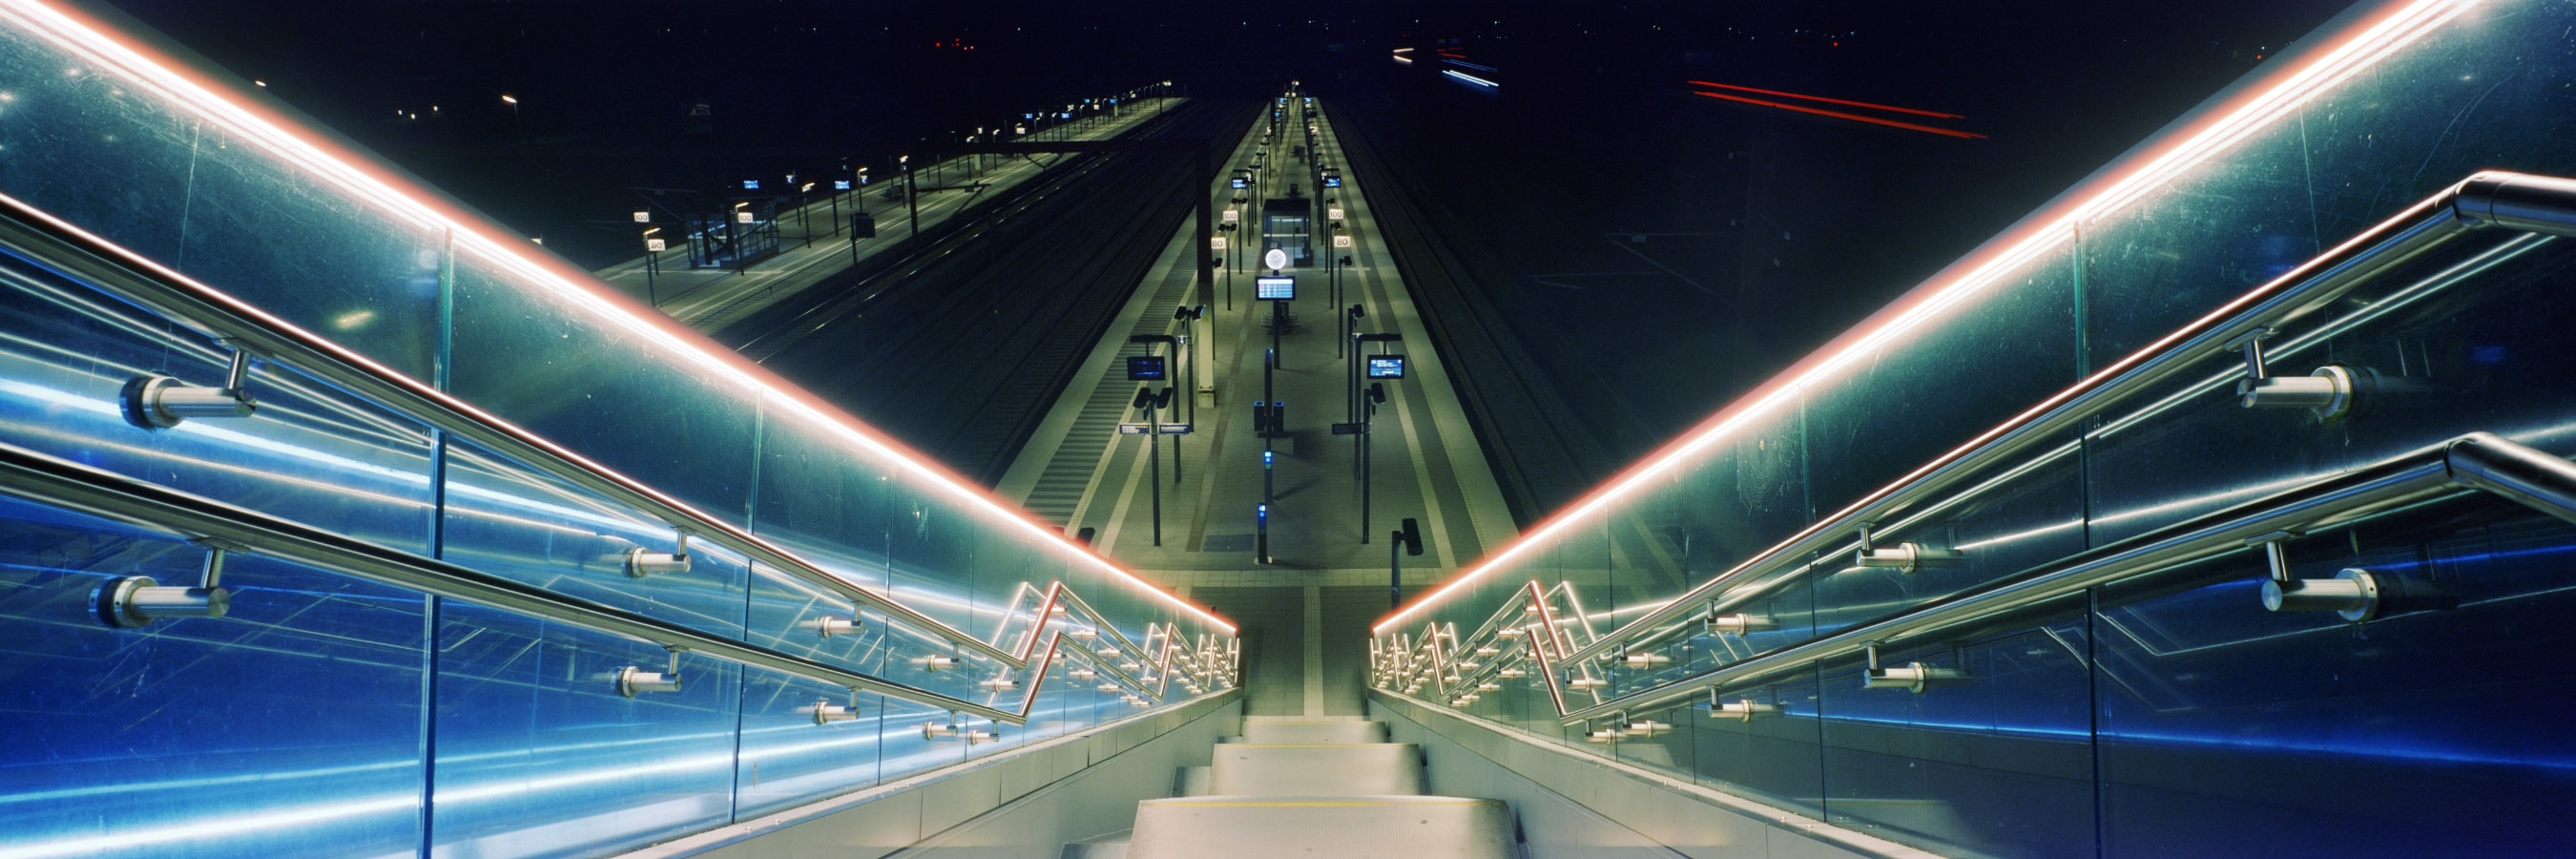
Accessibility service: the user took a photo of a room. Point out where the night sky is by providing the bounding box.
[108,0,2358,494]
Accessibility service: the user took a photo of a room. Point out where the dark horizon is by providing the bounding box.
[106,0,2356,488]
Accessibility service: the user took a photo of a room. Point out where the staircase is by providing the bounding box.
[1070,715,1520,858]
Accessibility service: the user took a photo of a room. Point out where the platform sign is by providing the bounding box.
[1231,177,1249,189]
[742,179,760,190]
[1328,207,1344,220]
[1334,235,1354,249]
[736,210,756,223]
[1223,208,1239,223]
[1256,276,1296,301]
[1127,355,1168,381]
[835,179,852,190]
[633,210,651,223]
[1210,235,1229,251]
[645,238,667,252]
[1365,354,1408,379]
[1323,175,1342,188]
[1331,422,1367,435]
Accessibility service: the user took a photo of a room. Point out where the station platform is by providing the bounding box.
[998,101,1515,580]
[588,99,1181,331]
[991,99,1519,719]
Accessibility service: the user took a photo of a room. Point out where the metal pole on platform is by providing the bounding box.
[1136,387,1166,547]
[903,156,919,239]
[797,182,814,248]
[1389,518,1422,608]
[1361,383,1380,543]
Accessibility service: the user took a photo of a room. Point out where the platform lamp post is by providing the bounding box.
[1342,303,1363,364]
[796,181,816,248]
[1211,230,1232,309]
[1132,386,1174,547]
[1337,254,1356,342]
[726,200,751,276]
[1221,205,1242,274]
[900,154,920,239]
[846,197,877,266]
[640,227,666,306]
[827,176,846,240]
[630,206,657,301]
[1359,381,1386,541]
[1131,334,1186,483]
[1328,208,1349,339]
[1351,331,1400,476]
[1389,517,1423,609]
[1179,304,1212,409]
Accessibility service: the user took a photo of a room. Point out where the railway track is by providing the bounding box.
[1332,103,1610,526]
[724,100,1254,484]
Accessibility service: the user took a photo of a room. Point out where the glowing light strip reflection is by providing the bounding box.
[1443,70,1500,88]
[1378,0,2482,634]
[0,0,1231,636]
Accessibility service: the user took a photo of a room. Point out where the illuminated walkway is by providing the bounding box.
[996,94,1517,718]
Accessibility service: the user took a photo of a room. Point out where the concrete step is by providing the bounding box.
[1174,765,1210,797]
[1129,796,1516,859]
[1242,720,1389,744]
[1060,831,1132,859]
[1208,744,1425,796]
[1243,714,1371,723]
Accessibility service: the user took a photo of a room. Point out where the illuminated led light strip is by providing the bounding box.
[1,686,1231,859]
[0,0,1231,635]
[1443,70,1500,88]
[1684,79,1966,119]
[1691,90,1987,139]
[1377,0,2480,635]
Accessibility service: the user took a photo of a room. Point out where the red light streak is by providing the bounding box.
[1685,79,1964,119]
[1690,90,1989,139]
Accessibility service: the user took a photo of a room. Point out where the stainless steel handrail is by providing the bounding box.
[1551,170,2576,665]
[1557,432,2576,723]
[0,191,1159,668]
[0,436,1025,724]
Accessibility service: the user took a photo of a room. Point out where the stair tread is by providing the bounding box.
[1208,743,1425,796]
[1130,795,1516,859]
